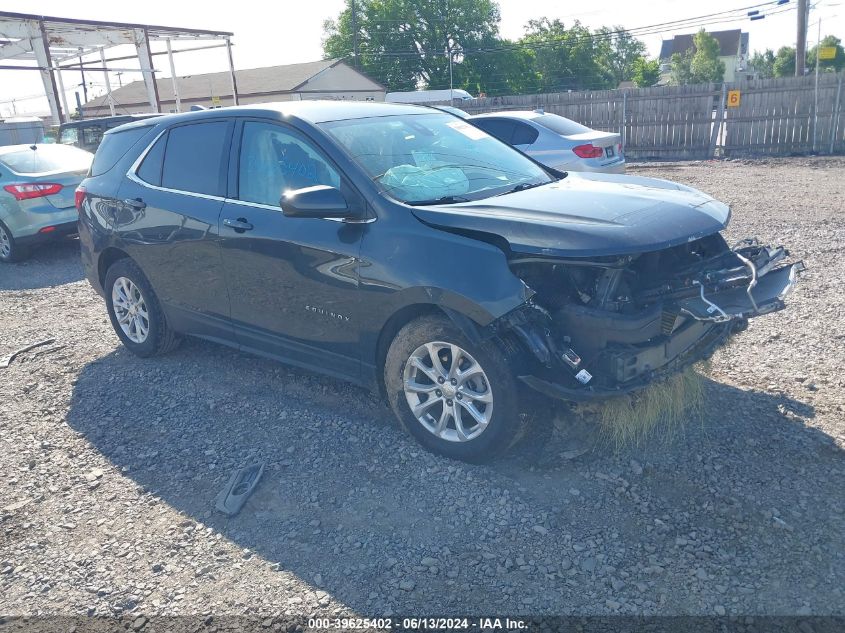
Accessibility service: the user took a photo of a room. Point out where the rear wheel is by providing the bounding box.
[104,258,180,357]
[0,220,28,263]
[384,314,523,462]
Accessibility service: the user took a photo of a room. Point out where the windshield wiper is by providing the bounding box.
[410,195,472,206]
[496,181,548,196]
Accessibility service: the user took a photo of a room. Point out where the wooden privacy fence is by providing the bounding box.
[436,73,845,161]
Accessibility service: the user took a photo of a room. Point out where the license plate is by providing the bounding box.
[605,146,615,158]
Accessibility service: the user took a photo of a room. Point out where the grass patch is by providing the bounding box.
[595,368,706,451]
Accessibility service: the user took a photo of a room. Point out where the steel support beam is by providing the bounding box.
[226,37,239,106]
[166,38,181,113]
[98,47,116,116]
[31,19,63,125]
[134,27,160,112]
[54,66,70,121]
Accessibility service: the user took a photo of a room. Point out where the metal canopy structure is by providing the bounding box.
[0,11,237,125]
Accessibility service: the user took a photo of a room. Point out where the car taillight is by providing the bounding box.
[3,183,63,201]
[572,144,605,159]
[75,185,86,210]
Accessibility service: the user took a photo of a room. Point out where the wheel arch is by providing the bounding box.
[373,302,487,398]
[98,246,132,289]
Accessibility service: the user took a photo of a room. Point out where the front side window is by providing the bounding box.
[322,113,552,204]
[161,121,230,196]
[238,121,341,207]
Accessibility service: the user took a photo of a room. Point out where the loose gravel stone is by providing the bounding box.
[0,157,843,618]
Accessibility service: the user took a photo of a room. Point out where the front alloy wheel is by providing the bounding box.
[385,315,523,462]
[403,341,493,442]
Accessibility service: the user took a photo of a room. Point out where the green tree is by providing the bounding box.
[669,51,694,85]
[593,26,648,86]
[773,46,796,77]
[807,35,845,73]
[690,30,725,83]
[750,49,776,79]
[460,40,541,96]
[519,18,614,91]
[631,57,661,87]
[669,30,725,85]
[322,0,501,92]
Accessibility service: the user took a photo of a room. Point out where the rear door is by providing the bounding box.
[217,119,366,379]
[116,119,234,340]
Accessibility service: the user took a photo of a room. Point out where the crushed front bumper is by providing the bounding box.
[514,241,804,402]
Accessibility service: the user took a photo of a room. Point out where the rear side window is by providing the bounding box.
[0,144,92,174]
[91,126,151,176]
[136,133,167,186]
[161,122,230,196]
[471,118,516,144]
[512,121,539,145]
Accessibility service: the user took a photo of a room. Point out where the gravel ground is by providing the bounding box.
[1,158,843,620]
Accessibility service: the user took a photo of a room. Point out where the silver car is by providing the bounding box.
[469,110,625,174]
[0,144,93,262]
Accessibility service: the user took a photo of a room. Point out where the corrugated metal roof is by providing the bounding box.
[84,58,367,109]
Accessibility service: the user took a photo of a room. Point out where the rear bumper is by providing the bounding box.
[15,220,78,246]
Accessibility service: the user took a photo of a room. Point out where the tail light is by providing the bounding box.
[572,144,604,159]
[3,183,63,201]
[75,185,86,210]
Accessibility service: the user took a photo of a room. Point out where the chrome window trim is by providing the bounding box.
[126,126,227,203]
[127,123,376,223]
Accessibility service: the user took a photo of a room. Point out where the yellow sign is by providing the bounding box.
[727,90,741,108]
[819,46,837,61]
[211,95,222,106]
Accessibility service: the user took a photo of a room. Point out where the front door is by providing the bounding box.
[219,120,366,381]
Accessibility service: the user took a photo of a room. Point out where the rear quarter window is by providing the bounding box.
[90,126,153,176]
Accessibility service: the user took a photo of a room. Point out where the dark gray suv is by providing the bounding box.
[77,102,802,461]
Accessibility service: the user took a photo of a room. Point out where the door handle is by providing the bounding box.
[223,217,254,232]
[122,197,146,210]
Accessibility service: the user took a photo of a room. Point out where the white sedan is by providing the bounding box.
[469,110,625,174]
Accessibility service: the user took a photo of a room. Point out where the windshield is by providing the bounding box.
[321,113,553,204]
[535,114,591,136]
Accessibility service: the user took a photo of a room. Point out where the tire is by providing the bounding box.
[104,258,181,358]
[384,314,524,462]
[0,220,28,263]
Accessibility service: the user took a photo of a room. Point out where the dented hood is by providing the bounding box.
[410,172,731,258]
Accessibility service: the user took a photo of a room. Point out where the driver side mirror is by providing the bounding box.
[280,185,350,219]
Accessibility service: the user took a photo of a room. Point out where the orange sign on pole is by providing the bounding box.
[727,90,741,108]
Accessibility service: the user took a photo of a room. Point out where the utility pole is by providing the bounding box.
[79,53,88,102]
[796,0,808,76]
[351,0,359,68]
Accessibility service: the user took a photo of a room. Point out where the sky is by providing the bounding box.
[1,0,843,117]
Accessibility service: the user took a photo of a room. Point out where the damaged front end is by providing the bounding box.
[493,234,804,401]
